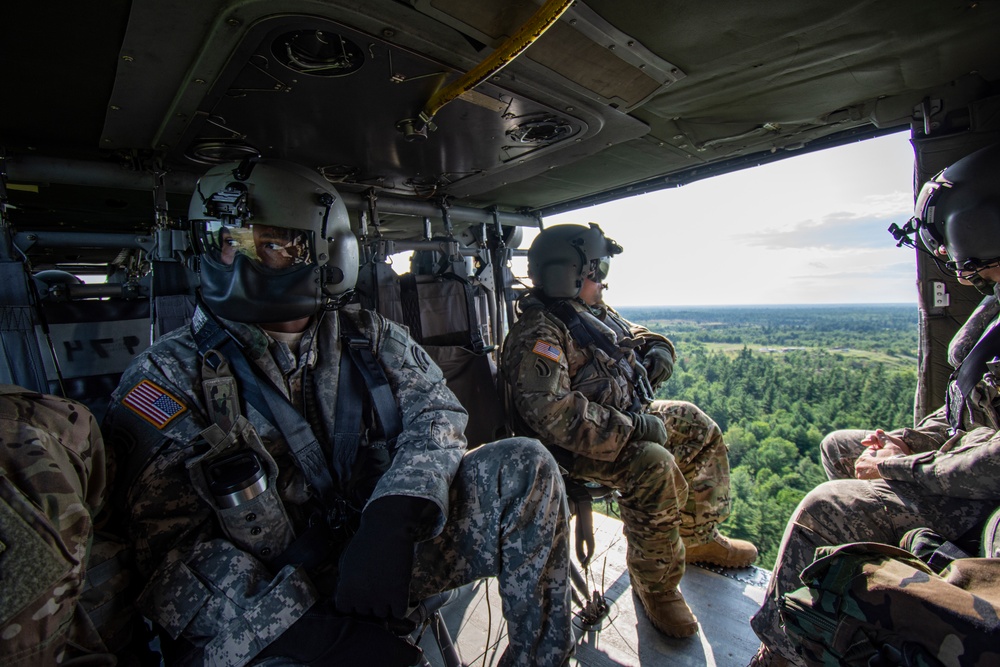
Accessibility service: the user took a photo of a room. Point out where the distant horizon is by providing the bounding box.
[544,132,919,306]
[616,302,916,309]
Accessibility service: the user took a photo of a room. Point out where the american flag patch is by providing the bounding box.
[122,379,187,429]
[532,339,563,363]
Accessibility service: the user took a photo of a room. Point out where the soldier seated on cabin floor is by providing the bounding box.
[0,385,114,666]
[749,142,1000,667]
[818,293,1000,482]
[499,223,757,639]
[102,159,575,667]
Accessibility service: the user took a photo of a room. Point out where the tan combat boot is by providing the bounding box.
[686,530,758,568]
[633,586,699,638]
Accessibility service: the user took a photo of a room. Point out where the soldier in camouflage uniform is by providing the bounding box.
[103,160,574,666]
[499,223,757,639]
[750,142,1000,667]
[0,385,114,666]
[820,294,1000,481]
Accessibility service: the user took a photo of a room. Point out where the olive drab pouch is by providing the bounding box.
[779,541,1000,667]
[0,474,72,627]
[186,416,295,566]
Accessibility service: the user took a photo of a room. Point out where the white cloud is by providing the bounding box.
[544,132,918,306]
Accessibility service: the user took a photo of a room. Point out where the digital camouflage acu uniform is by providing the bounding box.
[752,285,1000,665]
[104,304,573,667]
[500,294,730,596]
[0,385,113,666]
[821,293,1000,480]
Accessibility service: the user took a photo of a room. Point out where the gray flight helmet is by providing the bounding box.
[189,158,359,323]
[916,142,1000,268]
[527,223,623,298]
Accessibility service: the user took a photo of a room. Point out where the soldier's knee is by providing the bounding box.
[486,436,562,481]
[796,480,861,521]
[623,442,680,487]
[819,431,848,466]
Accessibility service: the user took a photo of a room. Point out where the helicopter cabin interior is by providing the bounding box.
[3,1,1000,665]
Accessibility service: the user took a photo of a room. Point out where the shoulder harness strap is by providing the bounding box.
[333,311,403,481]
[194,312,339,505]
[947,318,1000,431]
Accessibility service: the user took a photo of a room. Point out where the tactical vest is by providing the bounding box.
[545,298,654,410]
[191,308,403,571]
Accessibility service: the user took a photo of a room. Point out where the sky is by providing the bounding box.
[535,131,918,306]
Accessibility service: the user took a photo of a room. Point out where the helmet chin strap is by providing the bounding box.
[969,272,994,295]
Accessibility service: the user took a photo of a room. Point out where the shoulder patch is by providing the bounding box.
[532,339,563,363]
[122,379,187,429]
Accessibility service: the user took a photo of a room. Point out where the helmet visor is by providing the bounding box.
[589,257,611,282]
[200,221,314,272]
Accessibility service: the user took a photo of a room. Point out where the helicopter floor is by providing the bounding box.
[419,510,770,667]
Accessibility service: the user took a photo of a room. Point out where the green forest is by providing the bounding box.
[617,304,920,569]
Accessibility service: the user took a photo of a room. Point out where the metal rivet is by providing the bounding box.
[251,526,262,536]
[227,18,241,27]
[246,513,256,522]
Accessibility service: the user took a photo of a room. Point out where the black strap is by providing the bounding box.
[193,317,276,425]
[338,312,403,443]
[194,314,339,505]
[438,273,486,354]
[547,300,649,410]
[332,330,365,484]
[548,300,622,361]
[194,311,402,507]
[399,274,424,342]
[947,319,1000,430]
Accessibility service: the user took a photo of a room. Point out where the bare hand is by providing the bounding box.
[854,431,908,480]
[859,429,912,454]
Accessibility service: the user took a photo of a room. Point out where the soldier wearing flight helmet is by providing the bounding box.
[750,142,1000,667]
[500,222,757,640]
[104,159,574,666]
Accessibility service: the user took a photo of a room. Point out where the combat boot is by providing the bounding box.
[686,530,758,568]
[747,643,790,667]
[633,586,698,638]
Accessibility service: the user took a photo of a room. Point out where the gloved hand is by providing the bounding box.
[628,412,667,445]
[642,344,674,387]
[335,495,431,620]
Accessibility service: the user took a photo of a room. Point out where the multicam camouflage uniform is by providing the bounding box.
[500,294,731,596]
[0,385,113,666]
[752,286,1000,665]
[104,304,573,667]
